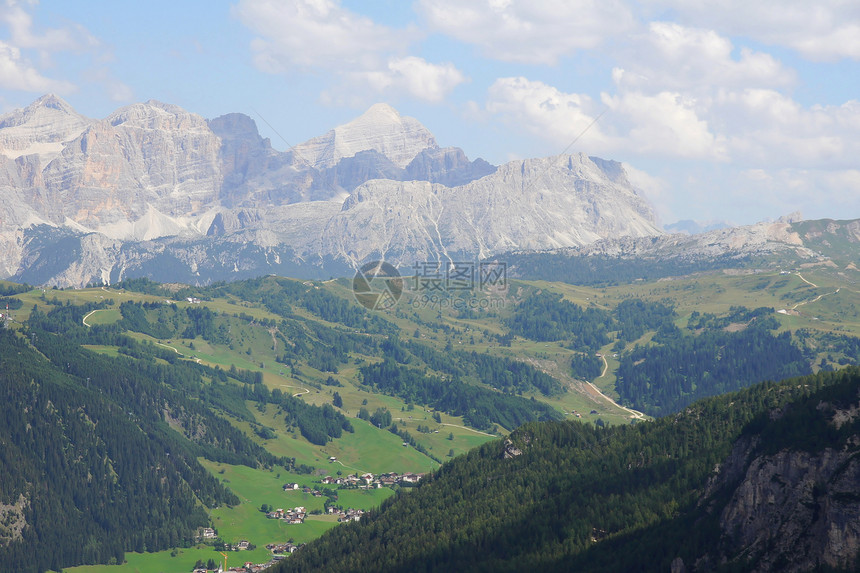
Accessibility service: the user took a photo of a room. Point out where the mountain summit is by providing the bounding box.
[292,103,438,169]
[0,94,92,163]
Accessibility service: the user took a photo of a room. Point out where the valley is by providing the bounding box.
[1,253,858,572]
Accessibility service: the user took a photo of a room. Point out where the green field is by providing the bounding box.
[63,545,272,573]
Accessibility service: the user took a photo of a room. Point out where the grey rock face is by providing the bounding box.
[319,153,661,266]
[696,402,860,572]
[0,96,672,287]
[404,147,497,187]
[0,94,92,163]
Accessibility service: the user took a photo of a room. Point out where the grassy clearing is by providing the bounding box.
[63,545,272,573]
[319,418,440,475]
[198,460,341,547]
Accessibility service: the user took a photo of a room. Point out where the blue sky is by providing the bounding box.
[1,0,858,226]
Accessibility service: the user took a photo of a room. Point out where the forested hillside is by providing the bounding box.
[0,264,856,572]
[273,367,860,572]
[0,328,241,572]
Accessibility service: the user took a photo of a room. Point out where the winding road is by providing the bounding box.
[589,354,647,421]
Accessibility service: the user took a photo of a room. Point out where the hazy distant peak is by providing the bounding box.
[29,93,77,114]
[293,103,438,169]
[360,102,402,121]
[0,93,92,162]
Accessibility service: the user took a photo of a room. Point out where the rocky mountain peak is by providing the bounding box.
[208,113,267,143]
[292,103,438,169]
[0,93,91,162]
[106,100,209,132]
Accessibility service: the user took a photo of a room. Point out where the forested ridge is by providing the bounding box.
[615,309,811,415]
[0,328,236,572]
[273,367,860,573]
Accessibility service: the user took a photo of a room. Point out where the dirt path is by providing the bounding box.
[330,459,365,474]
[598,354,609,378]
[791,288,840,311]
[154,342,201,363]
[280,384,310,397]
[796,273,818,288]
[436,423,495,437]
[585,380,647,420]
[588,354,646,420]
[81,309,108,327]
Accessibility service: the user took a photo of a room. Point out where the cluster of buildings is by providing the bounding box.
[282,482,324,497]
[329,507,365,522]
[201,527,218,540]
[266,506,307,525]
[319,471,425,489]
[266,542,302,555]
[192,561,271,573]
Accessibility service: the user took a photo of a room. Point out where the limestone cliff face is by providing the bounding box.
[717,447,860,571]
[0,94,92,163]
[694,401,860,572]
[318,153,661,265]
[41,101,222,233]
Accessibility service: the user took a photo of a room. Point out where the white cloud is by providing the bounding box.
[486,76,604,145]
[603,90,726,159]
[484,16,860,170]
[643,0,860,61]
[0,39,72,92]
[360,57,466,103]
[486,76,724,160]
[734,168,860,219]
[0,1,119,96]
[717,90,860,169]
[613,22,796,93]
[235,0,407,72]
[235,0,465,102]
[1,0,97,54]
[417,0,635,65]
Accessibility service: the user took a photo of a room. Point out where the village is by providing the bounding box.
[317,468,426,489]
[189,469,427,572]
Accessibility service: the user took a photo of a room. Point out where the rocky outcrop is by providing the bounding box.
[695,400,860,572]
[718,447,860,571]
[0,94,92,163]
[404,147,497,187]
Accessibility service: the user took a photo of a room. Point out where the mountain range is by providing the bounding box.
[0,95,662,287]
